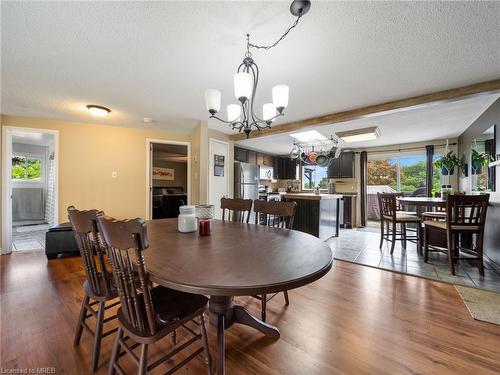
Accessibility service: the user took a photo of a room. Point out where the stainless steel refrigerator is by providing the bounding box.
[234,161,259,222]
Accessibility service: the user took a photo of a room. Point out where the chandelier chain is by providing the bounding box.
[247,13,302,52]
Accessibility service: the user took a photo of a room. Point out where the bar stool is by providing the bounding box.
[378,193,422,254]
[423,194,489,276]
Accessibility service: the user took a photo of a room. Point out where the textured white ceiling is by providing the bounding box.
[236,93,500,155]
[2,1,500,134]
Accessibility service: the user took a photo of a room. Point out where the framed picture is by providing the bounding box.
[152,167,175,181]
[214,154,225,177]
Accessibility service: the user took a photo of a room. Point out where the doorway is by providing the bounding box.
[2,127,58,254]
[208,139,230,220]
[146,139,190,220]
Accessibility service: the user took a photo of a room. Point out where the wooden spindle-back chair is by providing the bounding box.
[253,199,297,229]
[252,199,297,322]
[220,197,253,223]
[377,193,421,254]
[68,206,119,373]
[97,216,211,375]
[423,194,490,275]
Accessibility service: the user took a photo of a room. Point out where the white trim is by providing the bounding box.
[2,126,59,255]
[145,139,191,220]
[208,138,230,202]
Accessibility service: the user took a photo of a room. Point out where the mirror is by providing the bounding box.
[471,125,496,192]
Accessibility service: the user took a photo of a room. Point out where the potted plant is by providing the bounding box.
[434,151,463,175]
[471,149,493,175]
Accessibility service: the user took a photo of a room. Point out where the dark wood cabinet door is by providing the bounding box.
[247,150,257,165]
[256,153,265,165]
[327,158,340,178]
[263,154,274,166]
[339,152,354,178]
[235,147,248,163]
[343,197,352,228]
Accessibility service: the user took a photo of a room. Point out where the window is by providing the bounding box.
[11,154,43,181]
[368,152,433,196]
[302,165,328,190]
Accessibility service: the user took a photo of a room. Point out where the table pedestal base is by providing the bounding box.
[209,296,280,375]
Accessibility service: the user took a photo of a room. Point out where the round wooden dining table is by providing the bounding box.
[144,219,333,375]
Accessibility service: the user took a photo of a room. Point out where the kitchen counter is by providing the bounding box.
[283,194,342,240]
[283,193,344,201]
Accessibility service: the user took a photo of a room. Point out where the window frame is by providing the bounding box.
[300,163,329,191]
[11,152,44,182]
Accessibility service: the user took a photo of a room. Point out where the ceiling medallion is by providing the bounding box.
[204,0,311,138]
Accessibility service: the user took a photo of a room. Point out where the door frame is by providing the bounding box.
[208,138,231,205]
[145,138,191,220]
[2,126,59,254]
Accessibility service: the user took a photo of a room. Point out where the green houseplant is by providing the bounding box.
[434,151,463,176]
[471,149,493,175]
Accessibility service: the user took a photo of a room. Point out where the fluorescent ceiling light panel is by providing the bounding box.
[289,130,327,142]
[336,127,381,143]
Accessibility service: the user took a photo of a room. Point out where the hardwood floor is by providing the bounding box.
[1,251,500,374]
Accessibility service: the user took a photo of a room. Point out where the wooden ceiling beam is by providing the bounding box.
[228,79,500,141]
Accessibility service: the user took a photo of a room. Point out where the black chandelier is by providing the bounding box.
[204,0,311,138]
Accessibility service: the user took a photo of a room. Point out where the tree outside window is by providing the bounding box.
[11,155,42,181]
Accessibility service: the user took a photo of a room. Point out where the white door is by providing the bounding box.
[209,139,229,220]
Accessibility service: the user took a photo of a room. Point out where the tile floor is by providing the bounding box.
[12,228,46,251]
[327,226,500,293]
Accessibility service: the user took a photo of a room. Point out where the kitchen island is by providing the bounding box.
[282,193,343,240]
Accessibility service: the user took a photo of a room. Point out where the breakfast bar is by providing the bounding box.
[283,193,343,240]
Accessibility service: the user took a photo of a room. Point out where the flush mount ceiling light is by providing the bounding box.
[86,104,111,117]
[336,126,381,143]
[204,0,311,138]
[289,130,327,142]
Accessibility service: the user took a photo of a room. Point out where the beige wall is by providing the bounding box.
[1,116,236,252]
[1,115,190,225]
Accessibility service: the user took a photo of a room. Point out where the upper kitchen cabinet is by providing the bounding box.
[327,151,354,179]
[275,157,297,179]
[234,147,257,164]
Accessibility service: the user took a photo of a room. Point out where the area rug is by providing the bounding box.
[455,285,500,326]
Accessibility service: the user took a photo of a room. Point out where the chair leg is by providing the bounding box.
[108,327,123,375]
[424,225,429,262]
[390,222,396,254]
[447,231,455,276]
[74,293,90,345]
[379,219,385,249]
[138,344,148,375]
[91,301,106,372]
[261,294,267,322]
[416,222,422,255]
[477,232,485,277]
[283,290,290,306]
[401,223,407,249]
[199,315,212,375]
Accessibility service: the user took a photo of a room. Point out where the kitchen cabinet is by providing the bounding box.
[341,195,357,228]
[275,158,297,180]
[235,147,258,164]
[327,151,354,179]
[235,147,295,180]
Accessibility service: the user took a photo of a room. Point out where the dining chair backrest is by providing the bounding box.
[67,206,112,296]
[253,200,297,229]
[394,192,406,211]
[221,197,253,223]
[97,216,157,335]
[446,194,489,231]
[378,193,397,220]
